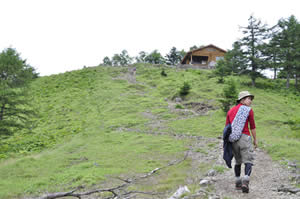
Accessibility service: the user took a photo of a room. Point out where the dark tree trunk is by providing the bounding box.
[251,77,256,87]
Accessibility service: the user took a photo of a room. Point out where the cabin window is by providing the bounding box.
[191,56,208,64]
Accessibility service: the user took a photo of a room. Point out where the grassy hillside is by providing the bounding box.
[0,64,299,198]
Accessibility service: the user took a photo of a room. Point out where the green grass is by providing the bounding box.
[0,131,187,198]
[0,64,300,198]
[213,165,228,174]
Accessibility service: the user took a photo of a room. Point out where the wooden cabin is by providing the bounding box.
[181,44,226,68]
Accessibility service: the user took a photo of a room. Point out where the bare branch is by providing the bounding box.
[34,152,189,199]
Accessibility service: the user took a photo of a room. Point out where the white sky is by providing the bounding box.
[0,0,299,76]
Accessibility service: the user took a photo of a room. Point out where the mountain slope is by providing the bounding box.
[0,64,299,198]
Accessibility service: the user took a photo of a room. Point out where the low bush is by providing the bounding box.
[219,78,238,113]
[179,82,191,97]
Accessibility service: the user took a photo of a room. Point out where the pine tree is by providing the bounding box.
[165,47,181,65]
[275,15,300,88]
[260,26,282,79]
[215,41,246,83]
[111,50,133,66]
[102,56,112,66]
[0,48,37,137]
[135,51,147,63]
[219,78,238,113]
[239,15,268,86]
[145,50,165,64]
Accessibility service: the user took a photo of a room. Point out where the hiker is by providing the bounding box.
[225,91,257,193]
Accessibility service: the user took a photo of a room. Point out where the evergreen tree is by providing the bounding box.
[112,53,122,66]
[135,51,147,63]
[178,49,186,61]
[215,59,230,83]
[145,50,165,64]
[179,82,191,97]
[112,50,133,66]
[260,25,282,79]
[189,45,204,51]
[276,15,300,88]
[102,56,112,66]
[219,78,238,113]
[0,48,37,137]
[239,15,268,86]
[119,50,133,66]
[165,47,181,65]
[215,41,246,82]
[189,45,198,51]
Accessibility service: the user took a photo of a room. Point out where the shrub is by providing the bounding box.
[175,104,184,109]
[179,82,191,97]
[161,69,167,77]
[219,78,238,113]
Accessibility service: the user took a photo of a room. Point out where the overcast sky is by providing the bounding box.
[0,0,299,76]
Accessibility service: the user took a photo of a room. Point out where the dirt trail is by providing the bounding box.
[210,140,300,199]
[109,71,300,198]
[139,108,300,198]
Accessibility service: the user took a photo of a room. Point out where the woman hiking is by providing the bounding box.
[225,91,258,193]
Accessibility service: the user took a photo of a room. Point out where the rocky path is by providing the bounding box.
[204,140,300,199]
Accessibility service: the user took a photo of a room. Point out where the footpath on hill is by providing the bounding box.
[211,140,300,199]
[108,69,300,199]
[33,136,299,199]
[27,69,299,199]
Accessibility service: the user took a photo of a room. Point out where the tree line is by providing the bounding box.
[216,15,300,89]
[100,46,205,67]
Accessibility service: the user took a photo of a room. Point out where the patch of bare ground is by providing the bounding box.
[167,100,217,120]
[201,140,300,199]
[111,67,137,84]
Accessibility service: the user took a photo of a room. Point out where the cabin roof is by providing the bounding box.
[188,44,227,54]
[181,44,227,64]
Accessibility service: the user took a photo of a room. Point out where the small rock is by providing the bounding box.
[199,177,216,185]
[199,179,210,185]
[207,169,217,177]
[290,188,300,193]
[209,195,220,199]
[278,185,300,194]
[288,161,297,168]
[271,188,277,192]
[175,97,182,103]
[292,174,300,183]
[168,186,190,199]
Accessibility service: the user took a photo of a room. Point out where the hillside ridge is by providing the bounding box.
[0,64,299,198]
